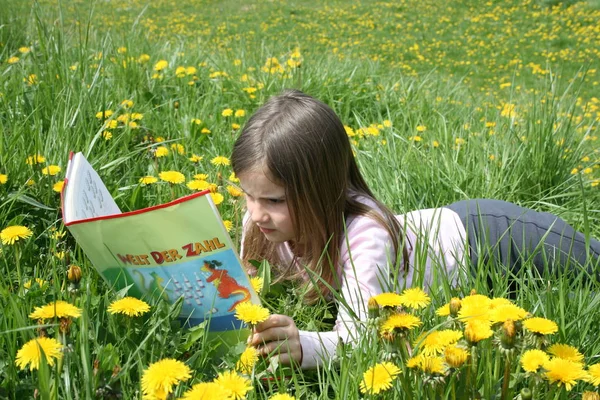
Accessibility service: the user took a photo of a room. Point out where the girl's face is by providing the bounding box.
[238,169,296,244]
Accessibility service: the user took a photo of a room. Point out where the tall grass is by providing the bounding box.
[1,0,599,398]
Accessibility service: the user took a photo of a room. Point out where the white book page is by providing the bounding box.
[63,153,121,223]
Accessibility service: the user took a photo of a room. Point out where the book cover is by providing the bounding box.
[61,152,259,332]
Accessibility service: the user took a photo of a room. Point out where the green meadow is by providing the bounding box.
[1,0,600,398]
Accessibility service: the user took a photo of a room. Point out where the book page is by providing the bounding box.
[63,153,121,223]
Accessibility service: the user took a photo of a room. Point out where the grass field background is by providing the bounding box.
[1,0,600,398]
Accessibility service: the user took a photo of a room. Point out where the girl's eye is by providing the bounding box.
[268,198,284,204]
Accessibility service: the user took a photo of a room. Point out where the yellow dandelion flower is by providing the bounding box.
[23,278,47,290]
[587,364,600,386]
[189,154,203,163]
[236,346,259,374]
[232,123,241,130]
[227,185,243,197]
[15,337,63,371]
[371,292,403,308]
[400,287,430,309]
[214,370,253,400]
[26,179,35,186]
[29,301,82,320]
[159,171,185,184]
[139,176,158,185]
[416,125,427,132]
[547,344,584,363]
[235,109,246,117]
[7,56,20,64]
[194,173,209,180]
[211,156,230,166]
[141,358,191,399]
[409,135,422,142]
[182,382,229,400]
[222,108,233,117]
[153,60,168,71]
[250,277,263,293]
[170,143,185,155]
[102,131,113,141]
[417,330,463,356]
[0,174,7,184]
[52,180,65,193]
[419,355,447,374]
[234,302,270,325]
[436,303,450,316]
[380,313,422,336]
[19,47,31,54]
[187,180,210,191]
[210,192,224,205]
[444,345,469,368]
[544,357,587,391]
[131,113,143,120]
[458,294,491,321]
[41,165,61,176]
[359,362,401,394]
[383,120,392,128]
[191,118,202,125]
[25,154,46,165]
[523,317,558,335]
[107,297,150,317]
[521,349,550,373]
[95,110,113,119]
[489,303,528,324]
[121,99,134,108]
[201,128,211,134]
[229,172,239,183]
[155,146,169,158]
[269,394,296,400]
[1,225,33,245]
[464,320,493,343]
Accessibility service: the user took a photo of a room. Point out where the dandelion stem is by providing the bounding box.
[501,354,511,400]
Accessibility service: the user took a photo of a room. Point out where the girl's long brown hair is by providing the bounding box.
[231,89,406,303]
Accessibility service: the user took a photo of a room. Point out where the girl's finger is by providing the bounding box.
[251,327,289,345]
[254,314,288,332]
[258,339,288,356]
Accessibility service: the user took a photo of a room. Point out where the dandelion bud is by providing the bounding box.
[449,297,462,317]
[501,320,516,348]
[67,265,82,283]
[173,101,180,109]
[59,318,73,335]
[444,345,469,368]
[368,297,380,319]
[470,288,477,296]
[520,388,532,400]
[111,364,121,378]
[93,359,100,377]
[583,392,600,400]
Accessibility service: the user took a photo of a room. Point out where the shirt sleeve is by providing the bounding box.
[299,215,396,368]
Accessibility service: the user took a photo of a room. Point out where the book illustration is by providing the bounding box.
[118,249,250,318]
[201,259,252,312]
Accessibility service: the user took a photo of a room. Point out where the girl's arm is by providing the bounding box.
[298,215,400,368]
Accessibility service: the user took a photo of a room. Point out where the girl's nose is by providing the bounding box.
[250,203,269,224]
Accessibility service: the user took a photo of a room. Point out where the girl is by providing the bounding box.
[231,89,600,369]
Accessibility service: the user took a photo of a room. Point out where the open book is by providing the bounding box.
[61,152,259,332]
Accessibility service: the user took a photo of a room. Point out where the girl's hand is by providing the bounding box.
[249,314,303,366]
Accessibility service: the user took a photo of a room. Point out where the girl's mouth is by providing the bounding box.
[259,226,275,234]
